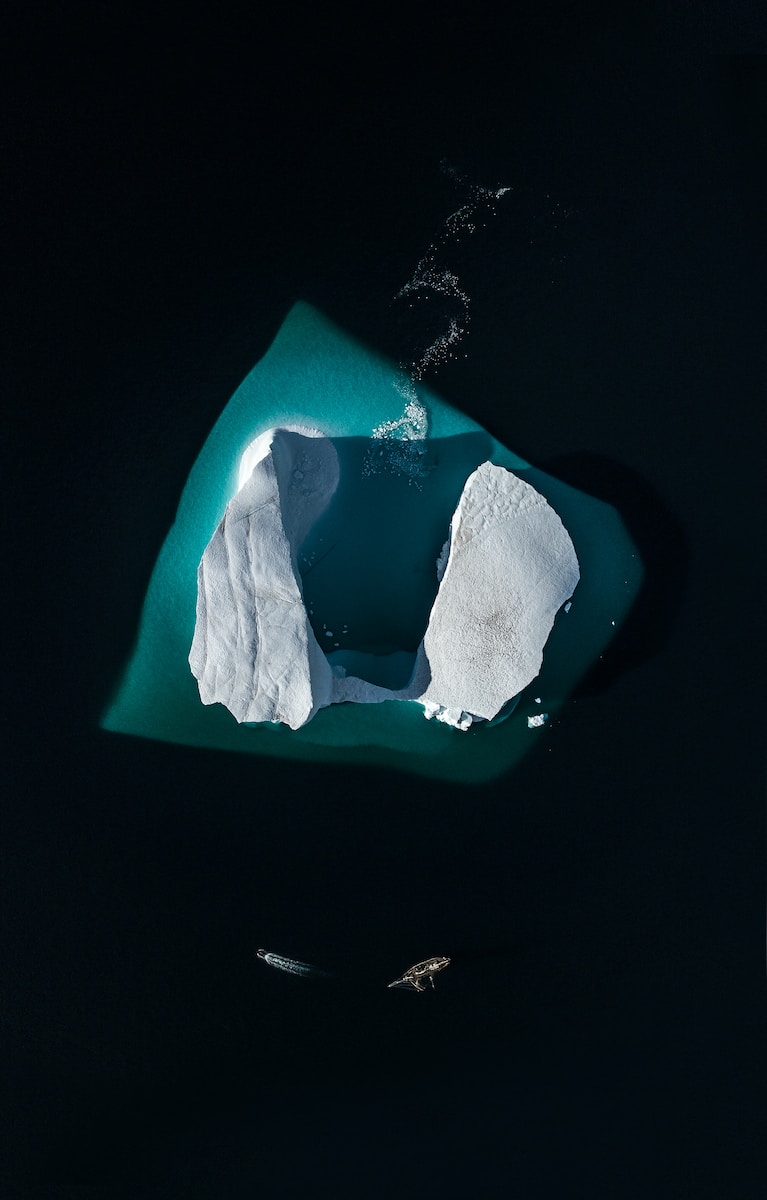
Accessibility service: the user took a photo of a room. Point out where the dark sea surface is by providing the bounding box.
[5,10,765,1198]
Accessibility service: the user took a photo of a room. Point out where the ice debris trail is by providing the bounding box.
[256,949,333,979]
[365,161,510,483]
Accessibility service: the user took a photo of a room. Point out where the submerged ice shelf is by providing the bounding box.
[101,302,642,782]
[189,428,580,731]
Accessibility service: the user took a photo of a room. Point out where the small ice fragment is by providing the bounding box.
[534,697,541,704]
[325,631,333,638]
[611,620,615,626]
[527,713,548,728]
[564,601,572,613]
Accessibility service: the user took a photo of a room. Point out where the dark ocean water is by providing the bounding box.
[5,13,765,1198]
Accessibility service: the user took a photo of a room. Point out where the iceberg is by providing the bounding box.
[101,303,643,782]
[190,428,580,731]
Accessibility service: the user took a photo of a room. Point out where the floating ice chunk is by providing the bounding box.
[527,713,549,728]
[421,703,473,731]
[564,601,572,613]
[188,428,339,730]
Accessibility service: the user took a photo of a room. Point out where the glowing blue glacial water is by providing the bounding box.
[101,302,642,782]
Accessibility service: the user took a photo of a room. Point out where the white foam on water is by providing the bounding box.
[364,162,510,483]
[257,950,330,979]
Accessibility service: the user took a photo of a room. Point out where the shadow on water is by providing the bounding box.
[539,453,690,697]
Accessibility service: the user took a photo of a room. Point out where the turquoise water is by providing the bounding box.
[300,433,494,665]
[101,303,642,782]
